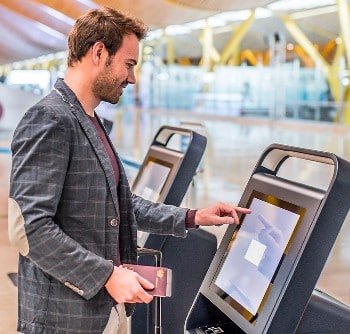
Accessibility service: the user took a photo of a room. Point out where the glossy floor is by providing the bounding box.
[1,109,350,332]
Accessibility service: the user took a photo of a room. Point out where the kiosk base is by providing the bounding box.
[187,323,241,333]
[186,289,350,334]
[185,293,245,334]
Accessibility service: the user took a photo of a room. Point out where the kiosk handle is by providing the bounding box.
[151,125,196,150]
[254,143,338,190]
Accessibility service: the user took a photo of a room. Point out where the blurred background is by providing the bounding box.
[1,0,350,332]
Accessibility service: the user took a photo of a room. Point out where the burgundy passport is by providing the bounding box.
[122,264,172,297]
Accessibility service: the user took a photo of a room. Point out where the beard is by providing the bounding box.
[92,62,126,104]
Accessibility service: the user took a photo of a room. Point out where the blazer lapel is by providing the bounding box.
[71,107,120,214]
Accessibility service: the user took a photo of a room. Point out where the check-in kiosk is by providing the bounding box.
[132,125,206,208]
[185,144,350,334]
[131,126,217,334]
[132,125,208,248]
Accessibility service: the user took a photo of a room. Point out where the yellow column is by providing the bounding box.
[283,15,330,77]
[219,10,256,65]
[166,37,175,65]
[336,0,350,123]
[337,0,350,68]
[199,20,219,71]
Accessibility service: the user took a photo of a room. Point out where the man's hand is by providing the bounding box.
[105,265,154,304]
[195,202,251,226]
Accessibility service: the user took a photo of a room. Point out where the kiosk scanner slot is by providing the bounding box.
[185,143,350,334]
[131,126,217,334]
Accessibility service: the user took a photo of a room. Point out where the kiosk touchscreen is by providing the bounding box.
[212,191,305,323]
[186,144,350,334]
[132,152,180,203]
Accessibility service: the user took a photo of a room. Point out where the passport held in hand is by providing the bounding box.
[122,264,172,297]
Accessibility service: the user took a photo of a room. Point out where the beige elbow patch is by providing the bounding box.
[8,198,29,256]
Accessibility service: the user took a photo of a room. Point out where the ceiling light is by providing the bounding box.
[268,0,336,11]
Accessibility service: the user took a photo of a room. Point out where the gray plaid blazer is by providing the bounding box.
[9,78,188,334]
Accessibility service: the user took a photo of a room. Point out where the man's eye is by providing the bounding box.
[126,63,133,69]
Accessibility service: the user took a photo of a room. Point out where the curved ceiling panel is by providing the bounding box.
[94,0,219,28]
[0,0,341,67]
[0,4,67,65]
[31,0,92,19]
[164,0,279,11]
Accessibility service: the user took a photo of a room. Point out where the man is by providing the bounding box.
[8,7,251,334]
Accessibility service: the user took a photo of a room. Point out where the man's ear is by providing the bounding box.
[92,42,104,64]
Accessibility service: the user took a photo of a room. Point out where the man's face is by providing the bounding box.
[92,34,139,104]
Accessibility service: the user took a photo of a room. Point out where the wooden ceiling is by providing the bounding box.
[0,0,340,66]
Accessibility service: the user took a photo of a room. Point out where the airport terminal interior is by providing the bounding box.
[1,0,350,333]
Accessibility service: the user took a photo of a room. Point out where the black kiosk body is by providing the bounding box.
[185,144,350,334]
[131,126,217,334]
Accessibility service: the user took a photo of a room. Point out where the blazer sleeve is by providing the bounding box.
[132,194,188,237]
[8,105,113,300]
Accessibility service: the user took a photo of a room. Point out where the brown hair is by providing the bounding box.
[67,7,148,66]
